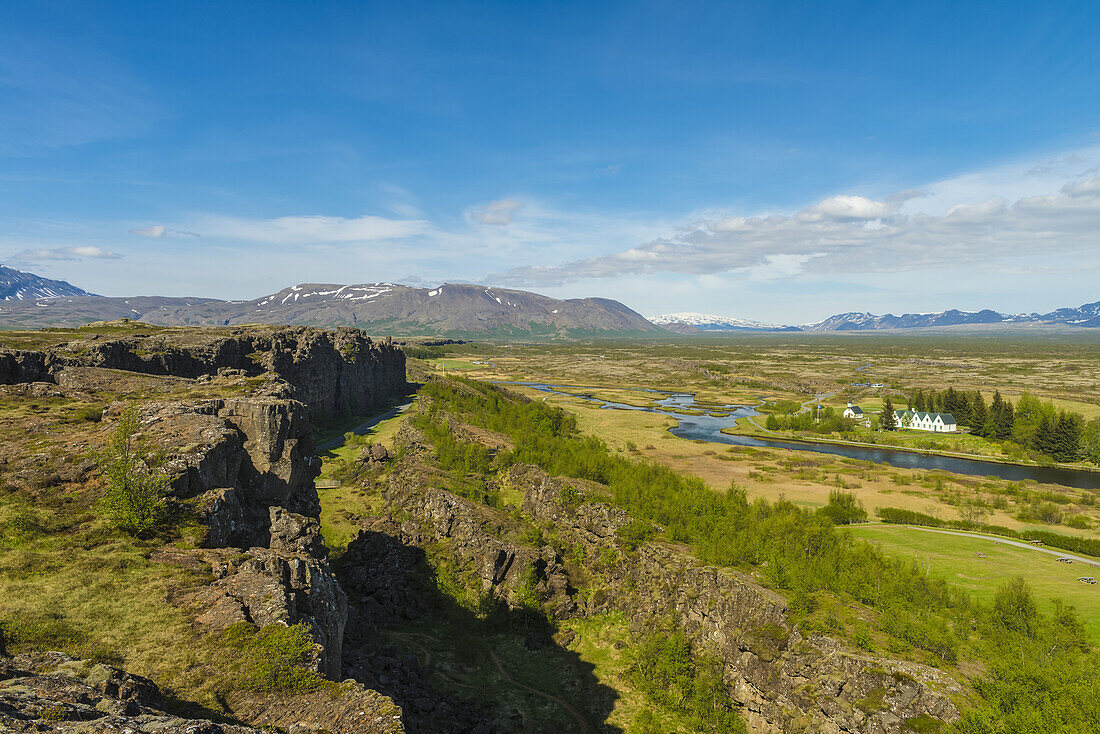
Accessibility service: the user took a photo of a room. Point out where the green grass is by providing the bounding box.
[849,524,1100,642]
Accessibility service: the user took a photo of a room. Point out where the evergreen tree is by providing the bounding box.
[880,396,897,431]
[1052,412,1083,463]
[969,392,988,436]
[1082,417,1100,464]
[943,387,965,423]
[989,391,1014,440]
[913,389,926,412]
[1034,414,1056,456]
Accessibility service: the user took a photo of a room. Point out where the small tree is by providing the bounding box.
[96,406,170,535]
[819,489,868,525]
[880,397,897,431]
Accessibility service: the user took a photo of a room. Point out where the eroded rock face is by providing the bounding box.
[135,397,320,547]
[515,465,964,734]
[377,467,576,617]
[127,392,344,682]
[0,652,260,733]
[0,325,407,422]
[348,447,962,734]
[0,350,55,385]
[77,327,406,422]
[0,652,405,734]
[188,548,348,679]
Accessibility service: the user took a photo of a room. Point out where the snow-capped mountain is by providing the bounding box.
[650,303,1100,332]
[0,278,660,336]
[649,312,798,332]
[0,265,96,300]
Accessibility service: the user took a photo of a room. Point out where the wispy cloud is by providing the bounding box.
[468,199,524,226]
[7,245,122,263]
[197,214,430,244]
[490,173,1100,287]
[0,36,157,154]
[130,224,200,238]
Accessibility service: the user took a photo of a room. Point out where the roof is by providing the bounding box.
[845,406,864,415]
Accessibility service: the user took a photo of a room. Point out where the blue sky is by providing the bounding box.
[2,1,1099,323]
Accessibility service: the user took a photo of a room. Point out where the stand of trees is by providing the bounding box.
[418,379,1100,732]
[909,388,1092,464]
[764,407,857,434]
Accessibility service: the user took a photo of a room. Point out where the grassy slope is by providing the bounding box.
[315,406,710,733]
[850,524,1100,642]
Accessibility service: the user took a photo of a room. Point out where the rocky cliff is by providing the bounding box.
[0,324,413,732]
[340,422,963,733]
[0,325,408,423]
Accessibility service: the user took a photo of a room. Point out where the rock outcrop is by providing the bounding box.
[189,547,347,679]
[345,422,963,734]
[133,395,348,679]
[0,325,407,422]
[0,651,405,734]
[0,652,261,733]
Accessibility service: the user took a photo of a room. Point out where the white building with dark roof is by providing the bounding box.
[842,402,864,419]
[894,410,957,432]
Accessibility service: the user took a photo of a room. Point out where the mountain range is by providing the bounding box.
[0,268,659,336]
[1,265,1098,334]
[651,306,1100,331]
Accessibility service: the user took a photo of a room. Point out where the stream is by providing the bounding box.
[499,382,1100,490]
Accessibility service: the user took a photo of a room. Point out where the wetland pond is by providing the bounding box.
[501,382,1100,490]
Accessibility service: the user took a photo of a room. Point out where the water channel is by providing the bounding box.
[500,382,1100,490]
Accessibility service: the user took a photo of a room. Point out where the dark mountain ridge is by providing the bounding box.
[0,265,95,300]
[0,280,660,337]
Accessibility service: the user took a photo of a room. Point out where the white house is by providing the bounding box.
[894,410,957,432]
[842,402,864,420]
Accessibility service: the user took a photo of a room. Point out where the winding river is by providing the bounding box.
[500,382,1100,490]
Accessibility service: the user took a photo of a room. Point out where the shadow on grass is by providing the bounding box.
[337,529,621,734]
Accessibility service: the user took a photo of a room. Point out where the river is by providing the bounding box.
[500,382,1100,490]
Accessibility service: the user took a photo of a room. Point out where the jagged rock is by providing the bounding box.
[356,443,962,734]
[0,325,407,422]
[358,444,390,464]
[378,469,576,616]
[0,652,405,734]
[0,652,259,733]
[516,465,964,733]
[268,507,326,557]
[190,548,348,679]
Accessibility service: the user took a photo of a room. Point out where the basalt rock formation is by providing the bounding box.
[341,421,963,733]
[0,325,412,731]
[0,325,408,422]
[0,651,405,734]
[0,651,262,734]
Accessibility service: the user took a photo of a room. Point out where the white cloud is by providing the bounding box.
[130,224,200,238]
[7,245,122,263]
[469,199,524,226]
[199,214,430,244]
[748,253,820,281]
[490,171,1100,287]
[799,195,895,222]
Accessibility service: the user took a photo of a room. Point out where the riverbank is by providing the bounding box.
[722,417,1100,477]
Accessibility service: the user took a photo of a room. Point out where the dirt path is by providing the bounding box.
[316,399,414,451]
[488,650,596,734]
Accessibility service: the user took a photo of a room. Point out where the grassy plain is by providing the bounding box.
[849,524,1100,641]
[403,332,1100,656]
